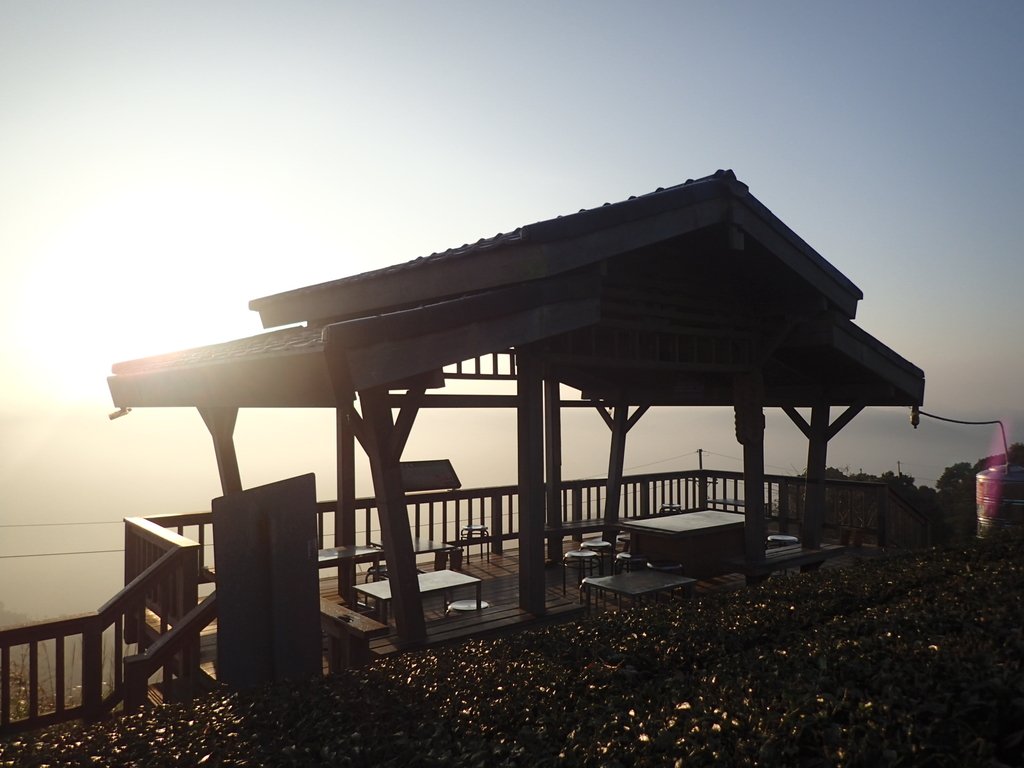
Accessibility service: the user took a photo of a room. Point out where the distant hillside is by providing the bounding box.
[0,602,28,629]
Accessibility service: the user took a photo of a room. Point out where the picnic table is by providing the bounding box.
[354,569,483,624]
[619,510,745,578]
[581,570,696,612]
[320,539,460,604]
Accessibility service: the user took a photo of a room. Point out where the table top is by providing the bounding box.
[369,538,457,555]
[317,544,383,567]
[582,570,696,597]
[354,569,481,601]
[619,510,745,537]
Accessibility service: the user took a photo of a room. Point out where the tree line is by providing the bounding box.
[824,442,1024,544]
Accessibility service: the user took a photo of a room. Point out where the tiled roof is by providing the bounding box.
[111,325,323,375]
[249,170,744,312]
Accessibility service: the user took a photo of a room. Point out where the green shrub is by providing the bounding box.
[3,532,1023,766]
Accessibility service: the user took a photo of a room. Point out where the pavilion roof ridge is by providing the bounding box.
[247,170,745,319]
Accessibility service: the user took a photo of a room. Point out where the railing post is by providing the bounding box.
[490,493,503,555]
[778,478,790,534]
[123,657,148,714]
[877,485,889,548]
[81,616,103,722]
[640,480,650,518]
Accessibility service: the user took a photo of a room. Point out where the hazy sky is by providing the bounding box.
[3,0,1024,578]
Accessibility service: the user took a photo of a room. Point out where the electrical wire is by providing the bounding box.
[915,408,1009,459]
[0,521,121,529]
[0,549,124,560]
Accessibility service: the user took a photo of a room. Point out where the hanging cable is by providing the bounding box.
[912,406,1009,462]
[0,548,124,560]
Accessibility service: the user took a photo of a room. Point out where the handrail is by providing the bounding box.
[124,592,218,712]
[123,516,198,549]
[1,520,202,735]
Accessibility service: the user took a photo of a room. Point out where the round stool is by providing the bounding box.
[581,539,613,574]
[614,552,647,574]
[461,524,490,563]
[659,503,683,515]
[616,534,631,553]
[563,549,599,594]
[447,599,490,614]
[767,534,799,548]
[364,564,389,582]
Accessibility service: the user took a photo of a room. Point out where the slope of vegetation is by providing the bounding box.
[3,532,1023,767]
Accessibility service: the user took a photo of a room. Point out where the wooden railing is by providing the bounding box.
[325,469,928,552]
[0,518,205,735]
[123,592,218,713]
[697,470,932,549]
[1,467,929,734]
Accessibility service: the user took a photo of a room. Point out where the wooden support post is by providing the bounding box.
[198,407,242,495]
[336,407,356,547]
[784,400,864,549]
[336,406,358,602]
[803,403,830,549]
[544,377,563,562]
[358,386,426,645]
[603,404,629,528]
[734,373,766,563]
[517,351,546,615]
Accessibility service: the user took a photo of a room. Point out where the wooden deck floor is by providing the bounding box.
[318,536,879,661]
[192,536,879,680]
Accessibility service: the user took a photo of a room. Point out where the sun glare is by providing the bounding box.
[13,184,290,405]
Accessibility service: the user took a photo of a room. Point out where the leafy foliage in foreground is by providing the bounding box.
[3,533,1024,767]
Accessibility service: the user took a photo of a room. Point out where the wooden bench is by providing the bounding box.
[725,543,846,585]
[319,598,389,670]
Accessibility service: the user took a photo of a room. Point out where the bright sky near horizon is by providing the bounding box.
[3,0,1024,584]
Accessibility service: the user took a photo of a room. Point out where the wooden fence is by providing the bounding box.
[0,468,929,734]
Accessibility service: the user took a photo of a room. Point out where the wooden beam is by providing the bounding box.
[733,373,766,563]
[626,404,651,431]
[544,377,563,563]
[336,298,601,391]
[517,350,546,615]
[827,401,865,441]
[198,406,242,495]
[388,385,426,464]
[357,386,426,644]
[803,402,830,549]
[603,404,630,528]
[782,405,811,439]
[386,393,520,409]
[335,408,356,545]
[335,406,358,604]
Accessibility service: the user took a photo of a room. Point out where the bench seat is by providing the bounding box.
[725,543,846,585]
[320,598,389,670]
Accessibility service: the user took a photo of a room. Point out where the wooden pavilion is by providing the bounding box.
[107,169,925,646]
